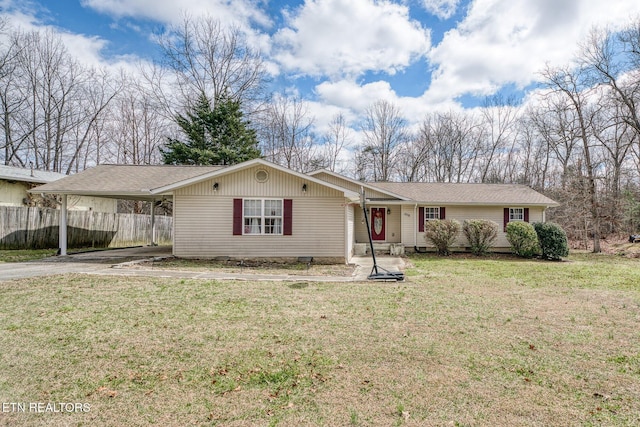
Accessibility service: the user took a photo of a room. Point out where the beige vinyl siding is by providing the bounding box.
[353,205,401,244]
[0,181,32,207]
[176,165,344,199]
[174,196,345,258]
[401,204,417,247]
[1,180,117,212]
[411,205,546,249]
[173,164,347,259]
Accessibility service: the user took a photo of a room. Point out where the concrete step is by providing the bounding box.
[354,243,405,256]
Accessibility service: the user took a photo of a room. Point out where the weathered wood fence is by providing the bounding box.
[0,206,172,249]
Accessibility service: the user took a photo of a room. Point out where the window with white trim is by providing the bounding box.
[424,207,440,221]
[509,207,524,222]
[243,199,283,235]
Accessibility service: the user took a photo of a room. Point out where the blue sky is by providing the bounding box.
[3,0,640,127]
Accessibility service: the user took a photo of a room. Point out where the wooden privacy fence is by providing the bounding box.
[0,206,172,249]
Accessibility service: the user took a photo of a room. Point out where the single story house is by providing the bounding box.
[0,164,117,212]
[31,158,558,261]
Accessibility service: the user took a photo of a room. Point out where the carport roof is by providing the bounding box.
[30,164,225,200]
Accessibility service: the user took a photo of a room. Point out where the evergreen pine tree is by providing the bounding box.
[161,92,261,165]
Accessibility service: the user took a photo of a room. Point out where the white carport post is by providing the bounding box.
[150,198,156,246]
[59,194,68,256]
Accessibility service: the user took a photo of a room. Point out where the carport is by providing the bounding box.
[29,165,223,255]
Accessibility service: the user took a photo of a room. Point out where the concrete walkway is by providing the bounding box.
[0,247,406,282]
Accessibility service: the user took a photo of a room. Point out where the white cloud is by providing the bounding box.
[80,0,271,31]
[425,0,640,103]
[315,80,398,112]
[421,0,461,20]
[272,0,431,78]
[0,0,148,75]
[315,79,461,126]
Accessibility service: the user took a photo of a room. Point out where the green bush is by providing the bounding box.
[424,219,461,256]
[506,221,539,258]
[533,222,569,260]
[462,219,498,256]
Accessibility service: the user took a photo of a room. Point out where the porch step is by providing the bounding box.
[355,243,405,256]
[372,243,391,254]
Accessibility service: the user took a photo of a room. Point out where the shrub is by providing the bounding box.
[462,219,499,256]
[506,221,539,258]
[534,222,569,260]
[424,219,461,256]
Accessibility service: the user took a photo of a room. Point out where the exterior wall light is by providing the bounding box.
[302,183,307,193]
[213,182,219,192]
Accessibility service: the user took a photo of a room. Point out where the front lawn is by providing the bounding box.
[0,254,639,426]
[0,249,57,263]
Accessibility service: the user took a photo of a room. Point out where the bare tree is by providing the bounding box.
[477,95,520,183]
[527,97,582,190]
[318,113,352,173]
[105,81,170,166]
[0,23,29,166]
[515,112,552,190]
[413,111,482,183]
[581,26,640,137]
[357,100,407,181]
[0,26,121,173]
[542,64,604,252]
[396,131,429,182]
[152,15,268,116]
[64,68,121,174]
[258,95,316,172]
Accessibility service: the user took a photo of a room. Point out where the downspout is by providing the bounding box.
[344,202,349,264]
[413,204,417,247]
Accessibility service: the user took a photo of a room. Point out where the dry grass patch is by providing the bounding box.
[131,257,355,277]
[0,253,639,426]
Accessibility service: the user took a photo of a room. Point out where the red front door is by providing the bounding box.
[371,207,386,241]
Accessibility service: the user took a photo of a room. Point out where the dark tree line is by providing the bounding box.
[4,16,640,250]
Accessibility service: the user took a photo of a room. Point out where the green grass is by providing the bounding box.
[0,253,639,426]
[0,249,57,262]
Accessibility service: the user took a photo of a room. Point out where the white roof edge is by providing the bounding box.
[150,158,360,199]
[373,201,559,207]
[26,189,161,199]
[347,200,558,207]
[308,168,410,201]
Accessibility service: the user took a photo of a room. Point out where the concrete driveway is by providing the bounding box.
[0,246,173,282]
[0,247,406,282]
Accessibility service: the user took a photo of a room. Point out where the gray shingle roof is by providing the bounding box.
[0,165,66,184]
[28,162,558,207]
[31,164,224,199]
[370,182,558,206]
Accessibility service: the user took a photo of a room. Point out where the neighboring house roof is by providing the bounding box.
[0,165,66,184]
[31,164,224,200]
[370,182,559,207]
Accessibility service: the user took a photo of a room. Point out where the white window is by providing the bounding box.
[509,207,524,222]
[425,207,440,221]
[244,199,283,235]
